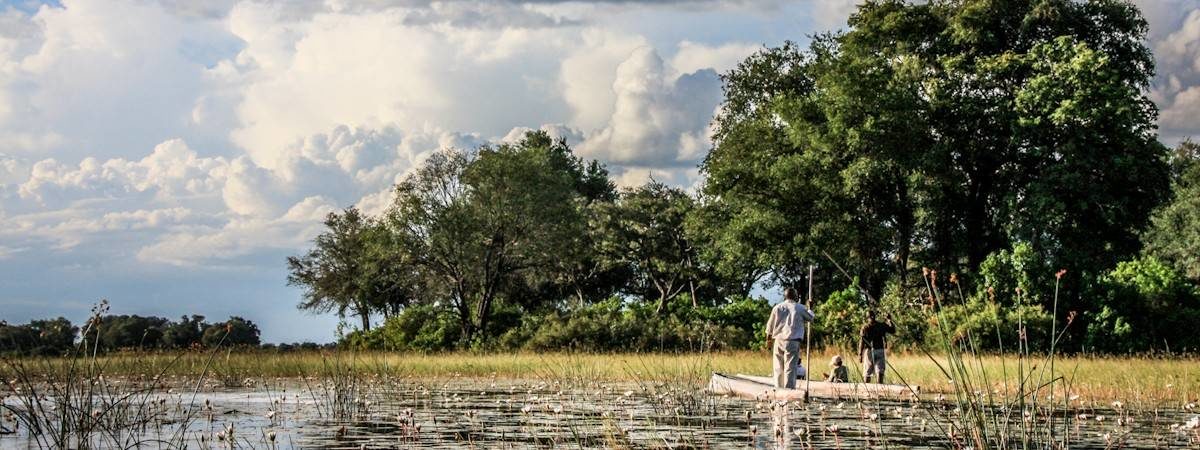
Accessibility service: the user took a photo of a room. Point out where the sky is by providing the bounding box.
[1,0,1198,343]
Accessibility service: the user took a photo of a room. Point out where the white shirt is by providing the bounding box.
[766,300,815,341]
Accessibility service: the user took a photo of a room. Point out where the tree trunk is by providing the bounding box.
[895,180,914,289]
[689,279,698,308]
[359,308,371,332]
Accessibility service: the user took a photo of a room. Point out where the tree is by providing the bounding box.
[387,131,594,342]
[1087,257,1200,353]
[702,0,1170,312]
[96,315,170,350]
[700,42,829,290]
[0,318,77,356]
[161,315,207,349]
[288,207,402,332]
[595,182,699,313]
[201,316,261,347]
[1143,140,1200,282]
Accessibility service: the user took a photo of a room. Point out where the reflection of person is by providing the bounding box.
[826,355,848,383]
[859,310,895,384]
[765,287,815,389]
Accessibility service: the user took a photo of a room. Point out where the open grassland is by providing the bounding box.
[7,350,1197,406]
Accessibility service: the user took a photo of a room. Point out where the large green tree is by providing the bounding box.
[1143,140,1200,282]
[595,182,701,313]
[288,207,408,332]
[701,0,1170,310]
[386,131,602,342]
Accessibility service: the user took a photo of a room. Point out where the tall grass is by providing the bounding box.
[0,300,242,449]
[915,268,1082,449]
[7,351,1195,402]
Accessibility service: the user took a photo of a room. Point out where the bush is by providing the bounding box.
[809,284,868,350]
[1085,257,1200,353]
[931,301,1053,351]
[975,242,1049,306]
[348,295,772,352]
[344,304,459,352]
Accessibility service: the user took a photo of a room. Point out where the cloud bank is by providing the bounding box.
[1,0,1197,342]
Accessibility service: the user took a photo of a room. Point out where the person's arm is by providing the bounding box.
[801,304,815,322]
[765,308,777,347]
[884,315,896,334]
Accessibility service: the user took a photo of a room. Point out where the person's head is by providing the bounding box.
[783,287,798,302]
[867,309,877,322]
[831,355,843,367]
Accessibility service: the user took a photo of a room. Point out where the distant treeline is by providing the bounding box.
[289,1,1200,355]
[0,314,327,357]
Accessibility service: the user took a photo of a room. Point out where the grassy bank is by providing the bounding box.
[5,350,1196,405]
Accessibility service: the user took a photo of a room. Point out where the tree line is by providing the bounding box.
[287,0,1200,354]
[0,314,265,356]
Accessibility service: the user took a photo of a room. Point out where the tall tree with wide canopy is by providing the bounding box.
[701,0,1170,311]
[595,182,700,313]
[386,131,602,342]
[288,207,401,332]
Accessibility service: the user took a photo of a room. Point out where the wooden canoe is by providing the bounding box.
[708,373,919,401]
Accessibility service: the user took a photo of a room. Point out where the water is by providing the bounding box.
[2,378,1198,449]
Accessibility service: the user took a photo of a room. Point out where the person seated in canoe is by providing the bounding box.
[765,287,815,389]
[795,360,807,380]
[825,355,849,383]
[859,310,896,384]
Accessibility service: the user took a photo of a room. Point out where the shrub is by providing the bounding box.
[809,284,868,350]
[345,304,459,352]
[336,287,771,354]
[931,301,1053,351]
[1086,257,1200,353]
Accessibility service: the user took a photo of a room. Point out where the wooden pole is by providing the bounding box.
[803,264,814,402]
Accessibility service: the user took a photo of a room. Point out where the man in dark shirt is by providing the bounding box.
[859,310,895,384]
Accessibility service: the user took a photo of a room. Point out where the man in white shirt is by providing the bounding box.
[765,287,815,388]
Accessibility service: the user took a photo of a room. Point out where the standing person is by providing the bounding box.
[859,310,895,384]
[765,287,815,388]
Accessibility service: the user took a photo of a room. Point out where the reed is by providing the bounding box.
[7,350,1196,402]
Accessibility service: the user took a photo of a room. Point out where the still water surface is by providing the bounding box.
[2,378,1197,448]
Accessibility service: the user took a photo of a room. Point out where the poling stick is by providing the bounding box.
[804,264,814,402]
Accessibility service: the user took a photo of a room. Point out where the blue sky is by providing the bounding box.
[1,0,1198,342]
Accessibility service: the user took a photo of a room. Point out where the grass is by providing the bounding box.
[6,350,1196,404]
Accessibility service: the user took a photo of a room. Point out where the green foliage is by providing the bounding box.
[975,242,1049,306]
[384,131,606,341]
[201,317,261,348]
[933,302,1053,352]
[807,281,927,352]
[593,182,700,313]
[1143,140,1200,282]
[0,318,77,356]
[519,296,769,352]
[343,304,458,352]
[701,0,1170,309]
[161,315,206,349]
[96,315,171,350]
[810,284,868,350]
[288,207,412,332]
[1086,257,1200,353]
[345,296,771,353]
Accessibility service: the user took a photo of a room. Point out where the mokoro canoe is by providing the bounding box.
[708,373,919,401]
